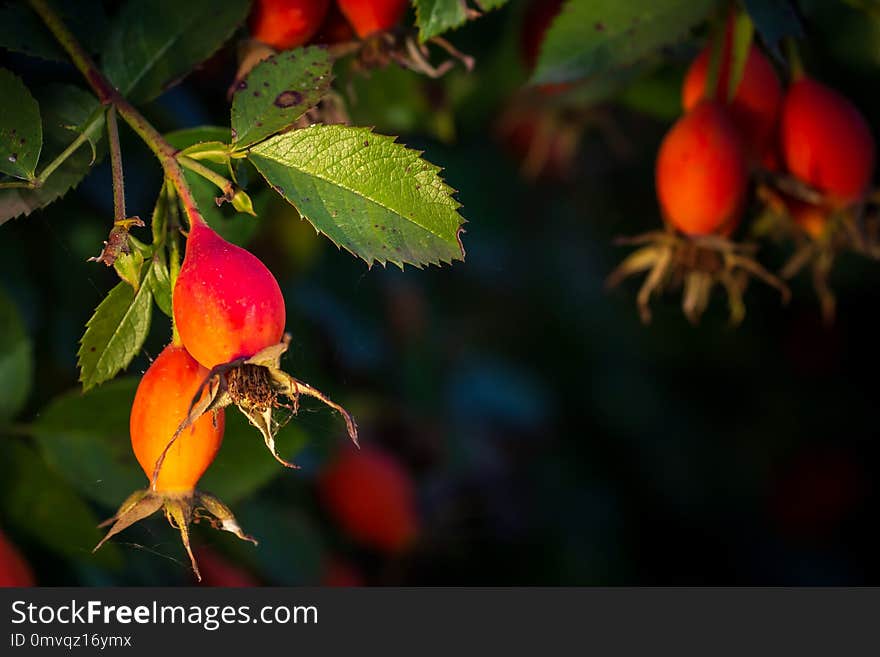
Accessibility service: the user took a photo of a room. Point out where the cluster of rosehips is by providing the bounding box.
[249,0,408,50]
[93,211,419,580]
[613,17,877,323]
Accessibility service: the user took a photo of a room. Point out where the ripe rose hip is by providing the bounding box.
[337,0,407,39]
[781,78,876,206]
[174,218,286,369]
[319,446,419,554]
[656,101,748,236]
[682,37,781,159]
[0,529,35,587]
[249,0,330,50]
[131,344,224,491]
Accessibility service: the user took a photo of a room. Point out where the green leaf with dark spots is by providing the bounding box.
[231,47,333,149]
[249,124,466,268]
[0,68,42,180]
[0,85,105,225]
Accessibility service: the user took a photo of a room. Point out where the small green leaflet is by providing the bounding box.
[0,68,42,180]
[414,0,469,42]
[248,125,465,268]
[77,274,153,392]
[413,0,510,41]
[532,0,720,85]
[231,47,333,149]
[0,287,33,422]
[103,0,250,103]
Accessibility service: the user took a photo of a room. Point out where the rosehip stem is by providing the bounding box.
[27,0,207,230]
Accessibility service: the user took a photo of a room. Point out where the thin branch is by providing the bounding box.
[28,0,206,230]
[107,106,126,223]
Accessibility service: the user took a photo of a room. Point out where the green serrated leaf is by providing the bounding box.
[0,85,105,225]
[0,69,42,180]
[77,276,153,392]
[32,378,288,509]
[0,0,109,62]
[103,0,250,103]
[0,441,121,568]
[532,0,720,85]
[414,0,469,42]
[249,125,466,268]
[231,47,333,149]
[114,249,145,291]
[0,287,33,422]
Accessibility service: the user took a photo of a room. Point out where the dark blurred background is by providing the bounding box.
[1,0,879,586]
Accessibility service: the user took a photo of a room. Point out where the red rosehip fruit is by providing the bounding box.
[173,219,286,369]
[656,101,748,236]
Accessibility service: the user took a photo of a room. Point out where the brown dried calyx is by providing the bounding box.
[153,334,358,477]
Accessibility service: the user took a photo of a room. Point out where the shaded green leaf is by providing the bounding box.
[249,125,465,268]
[0,0,109,62]
[532,0,720,85]
[0,441,121,568]
[743,0,802,53]
[414,0,469,42]
[0,85,105,225]
[0,68,42,180]
[103,0,250,103]
[727,13,754,102]
[149,253,173,317]
[475,0,509,9]
[77,277,153,391]
[32,378,289,509]
[231,47,333,148]
[0,287,33,422]
[32,379,142,509]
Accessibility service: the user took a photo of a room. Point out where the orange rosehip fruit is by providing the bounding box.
[780,78,876,207]
[337,0,407,39]
[656,101,748,236]
[250,0,330,50]
[682,36,781,159]
[0,529,35,587]
[319,446,419,554]
[173,219,286,369]
[131,344,224,492]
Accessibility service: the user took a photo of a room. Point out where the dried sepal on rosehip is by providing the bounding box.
[608,102,788,324]
[754,183,880,323]
[94,344,255,581]
[169,215,357,468]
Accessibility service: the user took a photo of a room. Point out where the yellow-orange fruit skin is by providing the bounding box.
[130,344,225,493]
[173,221,286,369]
[656,101,748,236]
